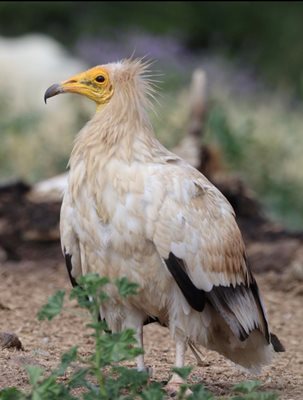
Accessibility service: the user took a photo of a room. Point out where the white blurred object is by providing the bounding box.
[27,173,68,203]
[0,34,88,112]
[0,34,93,182]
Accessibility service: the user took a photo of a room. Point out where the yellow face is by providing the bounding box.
[44,66,114,108]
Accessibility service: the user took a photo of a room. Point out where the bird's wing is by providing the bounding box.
[147,161,270,342]
[60,192,82,287]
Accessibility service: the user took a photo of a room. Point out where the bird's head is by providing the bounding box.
[44,65,114,109]
[44,59,156,113]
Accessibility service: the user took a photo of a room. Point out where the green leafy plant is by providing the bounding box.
[0,274,279,400]
[231,380,278,400]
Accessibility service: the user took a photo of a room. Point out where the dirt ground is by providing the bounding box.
[0,260,302,399]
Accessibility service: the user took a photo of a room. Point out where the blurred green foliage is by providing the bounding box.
[205,102,303,230]
[0,1,303,95]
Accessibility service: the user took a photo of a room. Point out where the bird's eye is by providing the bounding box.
[95,75,105,83]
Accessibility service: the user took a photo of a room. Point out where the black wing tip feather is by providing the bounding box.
[64,252,78,287]
[208,284,253,341]
[164,252,278,345]
[271,333,285,352]
[248,280,270,343]
[165,252,206,312]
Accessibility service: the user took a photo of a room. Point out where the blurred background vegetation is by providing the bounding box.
[1,1,303,229]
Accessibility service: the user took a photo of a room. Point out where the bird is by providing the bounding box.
[44,58,284,393]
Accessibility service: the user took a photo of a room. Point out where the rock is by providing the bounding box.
[0,332,24,351]
[0,302,10,310]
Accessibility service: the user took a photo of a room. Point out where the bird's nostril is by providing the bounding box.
[66,79,77,84]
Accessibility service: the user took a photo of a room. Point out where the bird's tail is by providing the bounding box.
[188,280,285,372]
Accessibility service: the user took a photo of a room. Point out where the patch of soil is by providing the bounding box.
[0,261,302,399]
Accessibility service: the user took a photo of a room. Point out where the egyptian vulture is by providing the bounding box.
[44,58,284,392]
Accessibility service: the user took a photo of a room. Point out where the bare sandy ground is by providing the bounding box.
[0,261,302,399]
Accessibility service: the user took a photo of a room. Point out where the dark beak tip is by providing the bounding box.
[44,83,62,104]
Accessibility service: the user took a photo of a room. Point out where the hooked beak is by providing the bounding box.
[44,72,84,104]
[44,83,63,104]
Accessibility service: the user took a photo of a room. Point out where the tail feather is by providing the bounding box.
[198,281,285,370]
[206,325,274,372]
[206,279,285,356]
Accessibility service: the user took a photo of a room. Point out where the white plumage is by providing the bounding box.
[45,58,284,392]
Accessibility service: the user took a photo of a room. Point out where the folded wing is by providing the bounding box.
[149,163,271,344]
